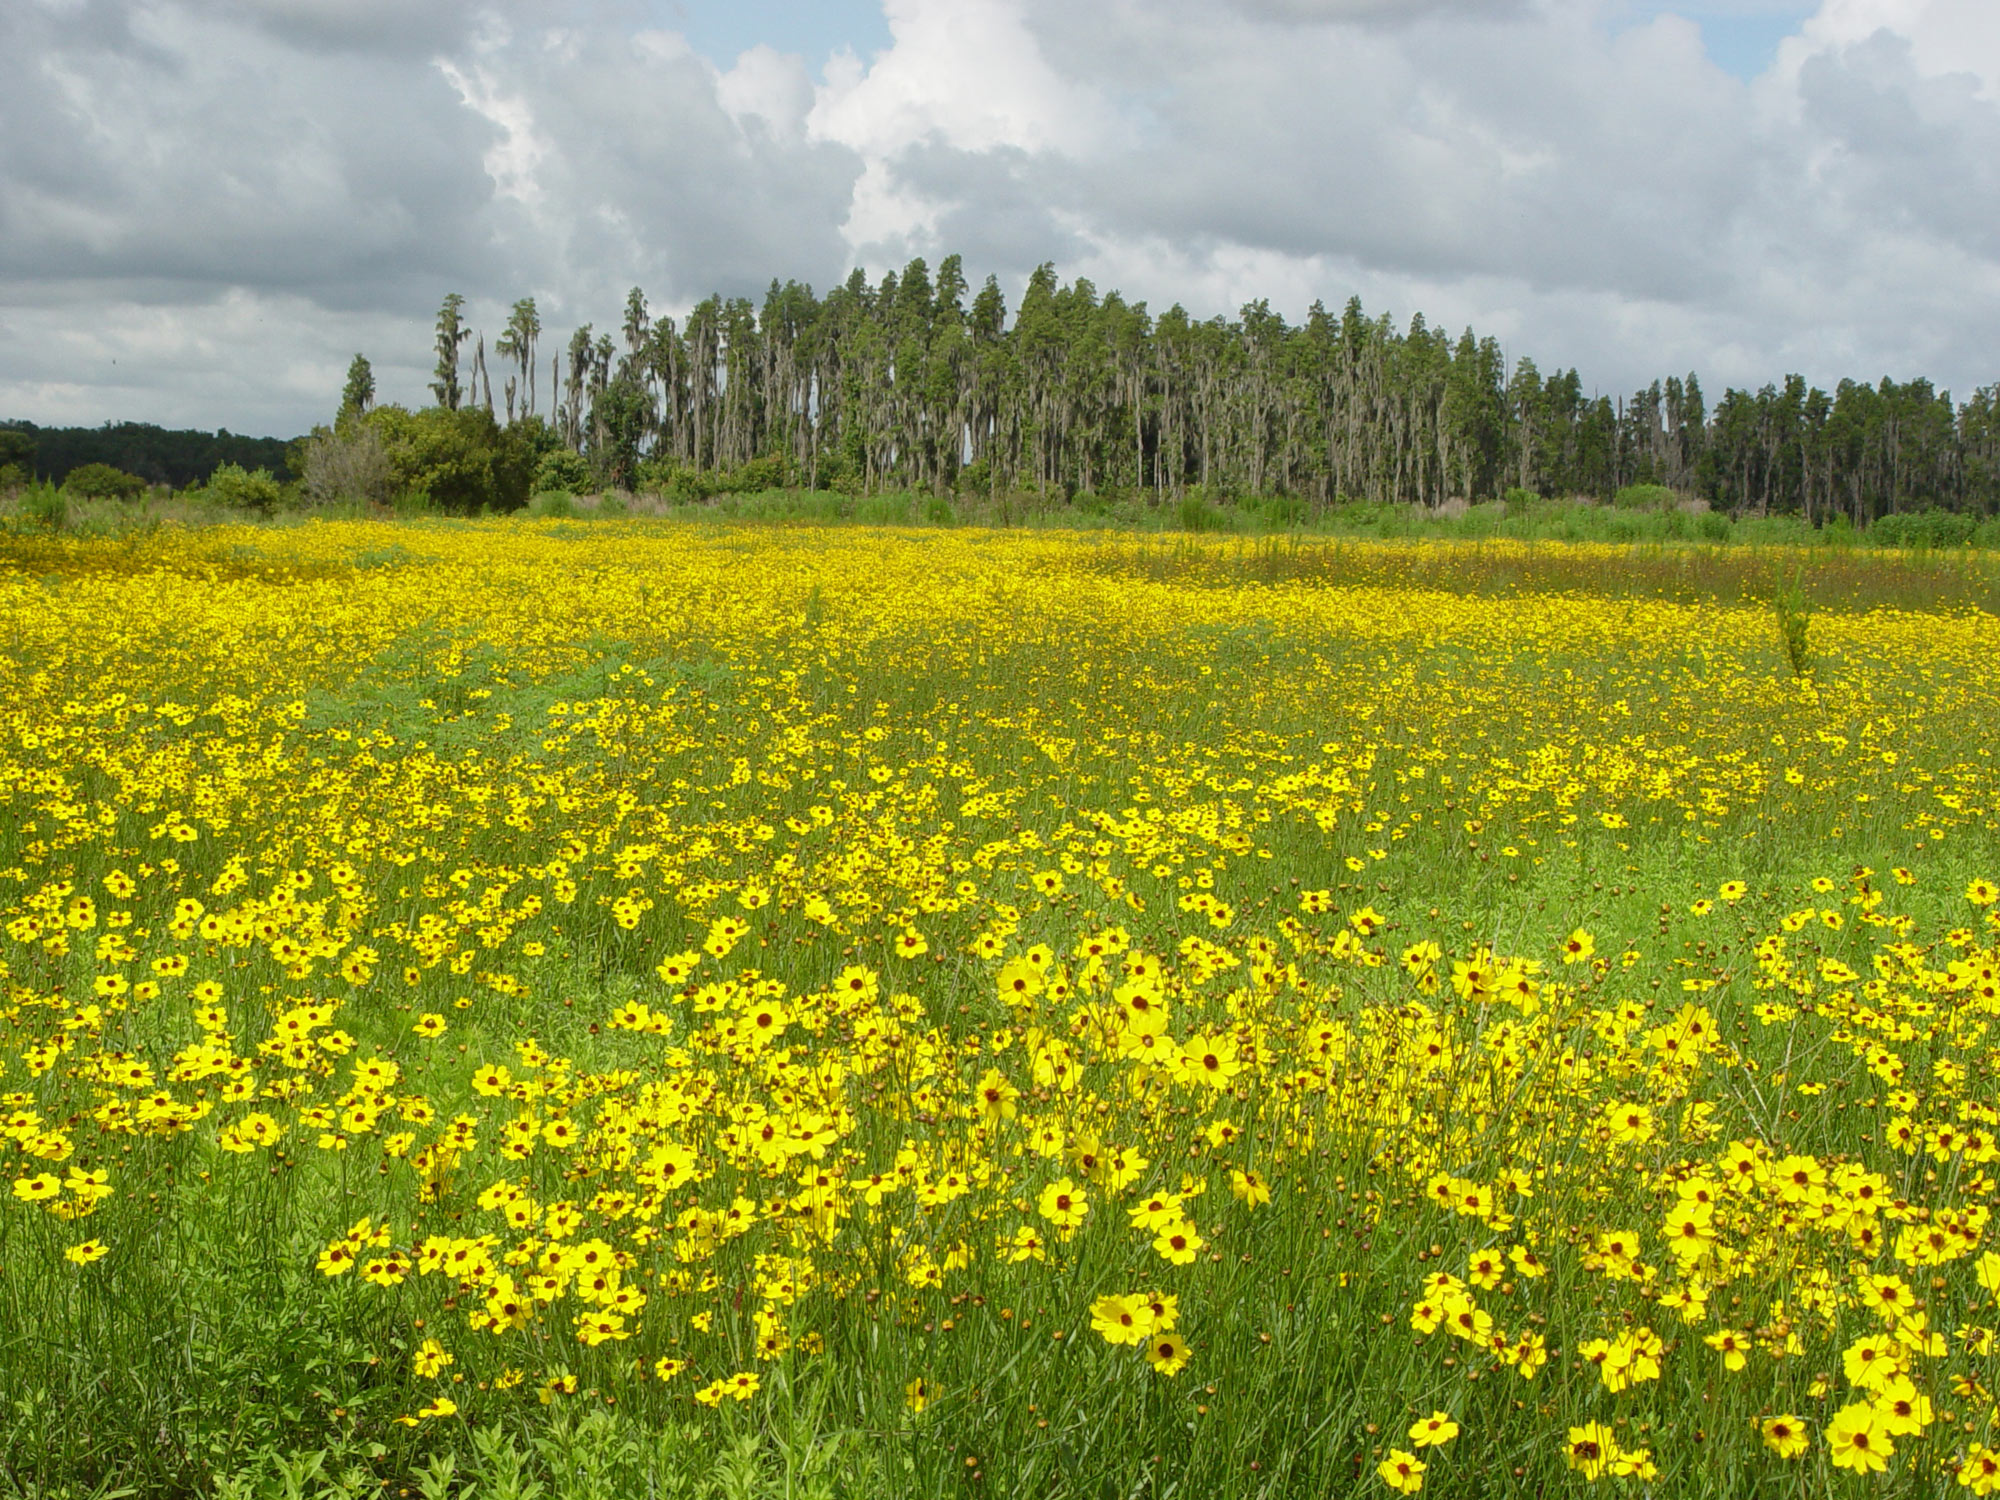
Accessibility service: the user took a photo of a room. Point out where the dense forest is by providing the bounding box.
[0,421,296,488]
[421,257,1993,523]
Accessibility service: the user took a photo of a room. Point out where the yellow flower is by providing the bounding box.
[64,1239,109,1265]
[1872,1374,1933,1436]
[1407,1411,1458,1448]
[1090,1294,1153,1347]
[1228,1169,1271,1207]
[1703,1327,1750,1371]
[1376,1449,1424,1494]
[1826,1402,1893,1474]
[1564,1422,1618,1481]
[1145,1332,1191,1376]
[1036,1177,1088,1230]
[1961,1443,2000,1495]
[1760,1414,1808,1459]
[1151,1220,1204,1265]
[905,1376,931,1413]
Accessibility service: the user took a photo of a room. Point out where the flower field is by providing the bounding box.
[1,519,1997,1498]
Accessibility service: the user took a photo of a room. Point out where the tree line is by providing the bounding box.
[0,422,295,489]
[395,257,1998,523]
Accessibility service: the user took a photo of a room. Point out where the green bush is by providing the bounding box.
[1177,492,1226,533]
[1871,509,1977,549]
[1611,483,1677,511]
[531,490,579,518]
[534,448,591,496]
[17,481,68,530]
[1260,494,1309,530]
[62,462,147,501]
[364,406,535,514]
[201,462,285,514]
[733,455,787,493]
[0,426,34,478]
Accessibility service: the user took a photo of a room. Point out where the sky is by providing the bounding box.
[1,0,1996,438]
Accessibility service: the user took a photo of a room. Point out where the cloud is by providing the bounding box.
[0,1,864,430]
[1,0,1997,436]
[1224,0,1531,23]
[816,0,2000,395]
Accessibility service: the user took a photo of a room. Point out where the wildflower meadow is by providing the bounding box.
[1,519,1997,1499]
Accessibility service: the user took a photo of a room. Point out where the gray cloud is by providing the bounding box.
[1,0,1996,435]
[1225,0,1530,22]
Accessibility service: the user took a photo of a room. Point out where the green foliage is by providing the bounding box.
[8,421,295,487]
[200,462,287,514]
[534,448,591,496]
[1868,507,1978,549]
[16,480,69,530]
[365,406,535,514]
[1611,482,1678,510]
[62,461,148,501]
[340,355,376,422]
[433,294,470,411]
[1773,577,1813,679]
[0,424,35,475]
[532,491,579,518]
[587,374,650,490]
[1176,492,1226,533]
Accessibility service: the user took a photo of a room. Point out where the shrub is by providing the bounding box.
[1611,483,1677,511]
[0,426,34,478]
[531,491,578,518]
[364,406,535,514]
[1261,495,1308,529]
[1177,492,1226,533]
[664,470,709,506]
[734,455,787,493]
[300,423,394,508]
[534,449,591,496]
[18,481,68,530]
[1774,578,1812,679]
[1871,509,1976,549]
[62,462,147,502]
[202,463,285,514]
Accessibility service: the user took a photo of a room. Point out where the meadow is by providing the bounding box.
[0,519,1996,1499]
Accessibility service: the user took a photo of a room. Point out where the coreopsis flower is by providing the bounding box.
[1376,1450,1424,1494]
[1760,1415,1808,1459]
[1407,1412,1458,1448]
[1826,1403,1893,1473]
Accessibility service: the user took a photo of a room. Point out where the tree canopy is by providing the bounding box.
[423,261,1994,522]
[0,421,295,488]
